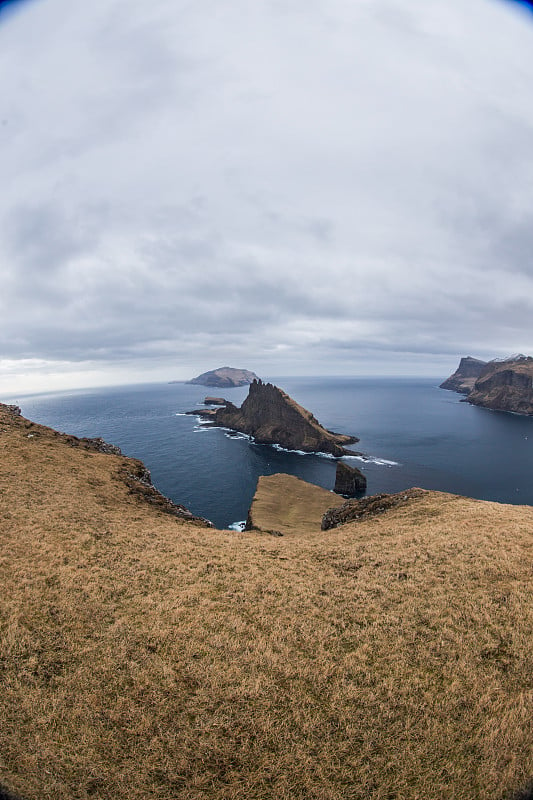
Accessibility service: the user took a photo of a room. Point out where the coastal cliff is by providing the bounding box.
[467,357,533,415]
[442,355,533,415]
[201,379,358,456]
[440,356,487,394]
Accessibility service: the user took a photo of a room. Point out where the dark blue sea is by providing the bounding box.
[4,377,533,529]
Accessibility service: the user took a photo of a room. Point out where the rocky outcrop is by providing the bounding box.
[70,436,123,455]
[440,357,487,394]
[321,488,427,530]
[204,397,227,405]
[195,380,358,456]
[467,357,533,415]
[0,403,22,416]
[188,367,260,387]
[334,461,366,496]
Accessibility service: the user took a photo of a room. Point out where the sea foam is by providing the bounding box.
[344,454,400,467]
[228,520,247,531]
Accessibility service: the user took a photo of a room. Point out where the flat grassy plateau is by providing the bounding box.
[0,405,532,800]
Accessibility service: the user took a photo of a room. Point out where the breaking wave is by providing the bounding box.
[344,455,400,467]
[228,520,247,531]
[184,415,399,465]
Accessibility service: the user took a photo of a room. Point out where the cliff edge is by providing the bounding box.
[467,357,533,415]
[442,355,533,415]
[199,379,358,456]
[440,356,487,394]
[0,402,211,527]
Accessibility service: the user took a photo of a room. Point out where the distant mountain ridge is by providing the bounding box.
[441,355,533,415]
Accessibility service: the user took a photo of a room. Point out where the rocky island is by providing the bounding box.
[187,366,259,387]
[441,354,533,415]
[189,379,358,456]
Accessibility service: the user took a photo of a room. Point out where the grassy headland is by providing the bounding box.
[1,404,532,799]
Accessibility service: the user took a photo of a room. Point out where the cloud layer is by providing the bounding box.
[1,0,533,391]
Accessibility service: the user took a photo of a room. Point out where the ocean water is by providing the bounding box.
[5,377,533,529]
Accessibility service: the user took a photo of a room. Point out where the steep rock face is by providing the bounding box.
[212,380,359,456]
[334,461,366,496]
[188,367,259,387]
[467,358,533,415]
[440,357,487,394]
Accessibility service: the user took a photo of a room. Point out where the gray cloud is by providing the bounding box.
[1,0,533,391]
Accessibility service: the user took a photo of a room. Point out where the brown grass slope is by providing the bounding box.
[1,408,533,800]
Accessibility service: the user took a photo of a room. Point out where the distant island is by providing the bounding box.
[441,354,533,415]
[187,366,260,388]
[188,379,359,456]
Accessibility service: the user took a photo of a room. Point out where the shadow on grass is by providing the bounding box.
[0,786,24,800]
[508,784,533,800]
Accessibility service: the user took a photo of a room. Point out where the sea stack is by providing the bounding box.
[191,379,359,456]
[334,461,367,496]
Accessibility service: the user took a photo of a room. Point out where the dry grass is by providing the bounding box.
[246,473,336,535]
[1,407,533,799]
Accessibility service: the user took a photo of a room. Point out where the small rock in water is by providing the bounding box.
[334,461,367,497]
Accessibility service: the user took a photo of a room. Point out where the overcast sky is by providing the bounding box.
[1,0,533,393]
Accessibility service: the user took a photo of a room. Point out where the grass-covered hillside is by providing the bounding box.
[1,404,532,800]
